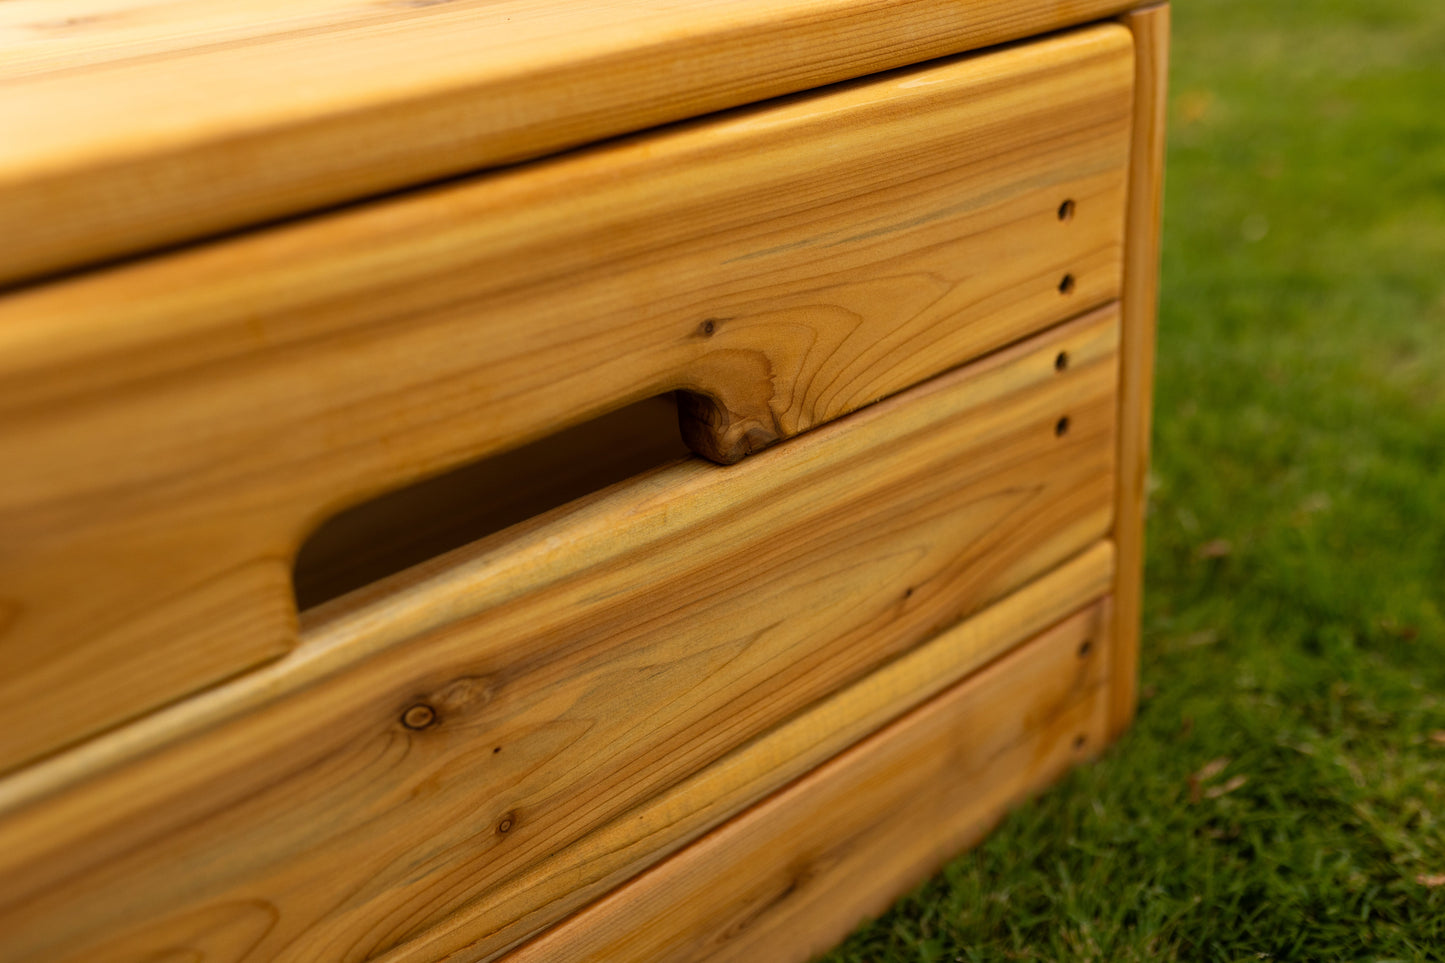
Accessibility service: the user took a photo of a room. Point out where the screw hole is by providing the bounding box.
[1058,273,1076,295]
[1055,416,1070,437]
[1058,199,1076,221]
[1055,351,1069,372]
[1078,640,1092,657]
[1073,734,1087,750]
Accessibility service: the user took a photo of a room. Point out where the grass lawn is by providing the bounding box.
[822,1,1445,959]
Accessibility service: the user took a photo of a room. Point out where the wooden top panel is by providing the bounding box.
[0,0,1139,286]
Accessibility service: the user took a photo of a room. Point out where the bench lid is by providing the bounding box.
[0,0,1135,287]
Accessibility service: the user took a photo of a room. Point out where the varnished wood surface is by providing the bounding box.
[0,27,1133,774]
[0,0,1146,286]
[0,314,1118,963]
[503,602,1113,963]
[1111,4,1170,737]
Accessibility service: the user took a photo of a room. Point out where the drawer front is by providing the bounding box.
[0,24,1133,772]
[0,312,1117,963]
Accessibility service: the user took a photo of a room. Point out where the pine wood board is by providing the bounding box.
[0,26,1134,774]
[503,601,1113,963]
[0,313,1118,963]
[0,0,1147,286]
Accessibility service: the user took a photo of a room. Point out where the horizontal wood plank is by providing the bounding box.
[0,0,1144,285]
[0,314,1118,963]
[0,28,1134,773]
[502,601,1113,963]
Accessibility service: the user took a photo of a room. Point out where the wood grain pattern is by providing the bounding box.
[1111,4,1170,738]
[392,546,1114,963]
[0,27,1133,774]
[503,602,1113,963]
[0,314,1118,963]
[0,0,1148,286]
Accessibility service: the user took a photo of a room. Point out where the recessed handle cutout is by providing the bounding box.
[293,396,691,610]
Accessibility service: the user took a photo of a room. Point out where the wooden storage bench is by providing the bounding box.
[0,3,1168,961]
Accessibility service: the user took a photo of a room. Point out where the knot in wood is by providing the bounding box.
[401,703,437,730]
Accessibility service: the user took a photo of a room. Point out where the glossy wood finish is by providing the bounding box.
[1111,3,1170,737]
[0,314,1118,963]
[0,0,1145,286]
[0,26,1133,774]
[503,602,1112,963]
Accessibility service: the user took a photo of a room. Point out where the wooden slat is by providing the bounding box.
[1110,4,1170,738]
[0,314,1118,963]
[0,0,1148,286]
[0,27,1134,773]
[502,602,1113,963]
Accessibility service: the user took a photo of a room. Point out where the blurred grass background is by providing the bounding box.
[823,0,1445,959]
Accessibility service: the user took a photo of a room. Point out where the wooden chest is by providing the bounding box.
[0,2,1168,960]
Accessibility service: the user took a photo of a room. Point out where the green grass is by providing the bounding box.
[822,1,1445,959]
